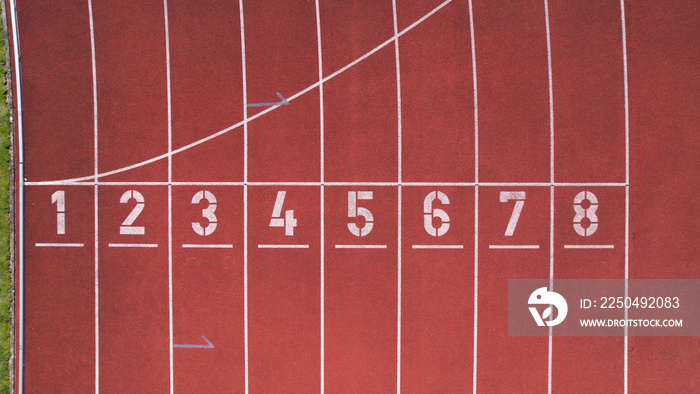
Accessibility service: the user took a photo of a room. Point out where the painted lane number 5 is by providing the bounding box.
[348,191,373,237]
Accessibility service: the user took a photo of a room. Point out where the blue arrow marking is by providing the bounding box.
[247,92,290,107]
[173,335,214,349]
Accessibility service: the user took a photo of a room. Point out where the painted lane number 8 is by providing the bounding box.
[573,191,598,236]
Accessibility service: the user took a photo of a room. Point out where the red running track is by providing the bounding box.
[7,0,699,392]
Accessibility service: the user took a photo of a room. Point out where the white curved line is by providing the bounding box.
[53,0,453,183]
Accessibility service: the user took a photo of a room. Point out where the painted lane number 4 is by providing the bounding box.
[270,191,297,236]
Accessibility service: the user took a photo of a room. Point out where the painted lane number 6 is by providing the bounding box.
[424,191,450,236]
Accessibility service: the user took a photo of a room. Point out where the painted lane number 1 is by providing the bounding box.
[51,190,66,235]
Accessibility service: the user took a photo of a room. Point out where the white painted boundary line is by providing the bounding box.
[313,0,325,391]
[163,0,174,392]
[488,245,540,250]
[25,181,630,187]
[467,0,479,390]
[391,0,402,391]
[411,244,464,249]
[87,0,100,390]
[564,245,615,249]
[182,244,234,249]
[257,244,309,249]
[238,1,249,391]
[35,243,85,248]
[544,0,554,392]
[334,245,388,249]
[108,243,159,248]
[620,0,630,391]
[8,0,26,390]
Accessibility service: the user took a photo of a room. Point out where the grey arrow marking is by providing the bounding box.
[173,335,214,349]
[247,92,290,107]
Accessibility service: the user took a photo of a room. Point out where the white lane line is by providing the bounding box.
[163,0,174,392]
[35,243,85,247]
[239,1,249,391]
[47,0,454,184]
[107,243,159,248]
[391,0,403,391]
[25,180,630,187]
[314,0,325,391]
[88,0,99,390]
[257,244,310,249]
[544,0,555,391]
[334,244,388,249]
[467,0,479,390]
[411,244,464,249]
[182,244,234,249]
[620,0,630,390]
[563,245,615,249]
[488,245,540,249]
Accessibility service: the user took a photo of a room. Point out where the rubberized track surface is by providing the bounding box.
[7,0,699,392]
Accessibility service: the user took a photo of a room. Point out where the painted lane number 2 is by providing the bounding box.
[120,190,145,235]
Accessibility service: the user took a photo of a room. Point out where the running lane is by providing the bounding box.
[628,0,700,391]
[472,1,551,391]
[92,0,171,391]
[167,0,246,391]
[14,0,95,391]
[549,1,627,392]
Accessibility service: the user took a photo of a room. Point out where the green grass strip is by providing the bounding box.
[0,6,12,393]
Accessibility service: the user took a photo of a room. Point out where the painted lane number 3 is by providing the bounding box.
[192,190,217,236]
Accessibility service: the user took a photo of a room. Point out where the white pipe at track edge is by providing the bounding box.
[8,0,24,392]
